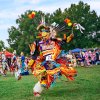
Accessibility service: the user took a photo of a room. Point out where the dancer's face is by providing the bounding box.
[40,29,50,40]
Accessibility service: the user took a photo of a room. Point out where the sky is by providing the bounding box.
[0,0,100,47]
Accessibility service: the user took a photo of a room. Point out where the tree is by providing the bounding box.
[62,1,99,49]
[8,10,48,55]
[0,40,5,51]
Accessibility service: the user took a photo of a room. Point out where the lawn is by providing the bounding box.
[0,66,100,100]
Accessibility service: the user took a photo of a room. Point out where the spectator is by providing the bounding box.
[95,49,100,65]
[0,54,3,75]
[84,50,91,66]
[90,50,96,65]
[10,51,17,75]
[1,50,8,76]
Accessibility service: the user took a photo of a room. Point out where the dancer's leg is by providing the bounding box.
[33,81,44,97]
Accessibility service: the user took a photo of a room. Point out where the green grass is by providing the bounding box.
[0,66,100,100]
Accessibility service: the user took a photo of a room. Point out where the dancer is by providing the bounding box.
[28,14,78,97]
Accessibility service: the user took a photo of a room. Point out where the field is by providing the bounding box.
[0,66,100,100]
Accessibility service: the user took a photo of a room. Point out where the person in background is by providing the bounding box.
[90,50,96,65]
[84,50,91,66]
[79,50,85,66]
[0,54,3,75]
[6,56,11,70]
[71,54,77,67]
[17,57,21,69]
[11,51,17,75]
[95,49,100,65]
[20,52,29,75]
[1,49,8,76]
[20,52,25,73]
[66,51,73,67]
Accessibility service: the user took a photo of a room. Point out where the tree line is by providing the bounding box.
[4,1,100,55]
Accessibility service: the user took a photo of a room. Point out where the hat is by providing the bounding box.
[21,52,24,55]
[37,24,49,31]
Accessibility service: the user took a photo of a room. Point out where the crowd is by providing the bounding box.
[0,49,29,77]
[0,48,100,77]
[65,48,100,67]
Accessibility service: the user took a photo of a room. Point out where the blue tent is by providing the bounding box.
[71,48,86,53]
[71,48,81,53]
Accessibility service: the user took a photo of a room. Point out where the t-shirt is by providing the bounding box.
[96,52,99,61]
[21,56,25,62]
[12,55,16,62]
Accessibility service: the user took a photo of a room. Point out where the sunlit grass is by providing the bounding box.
[0,65,100,100]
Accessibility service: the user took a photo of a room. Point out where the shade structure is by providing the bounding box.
[5,51,13,57]
[71,48,86,53]
[0,51,13,57]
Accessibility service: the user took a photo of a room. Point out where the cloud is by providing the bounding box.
[31,0,47,4]
[83,0,100,15]
[1,0,100,21]
[87,1,100,10]
[14,1,72,14]
[0,24,16,30]
[14,0,47,4]
[0,11,18,19]
[34,3,70,13]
